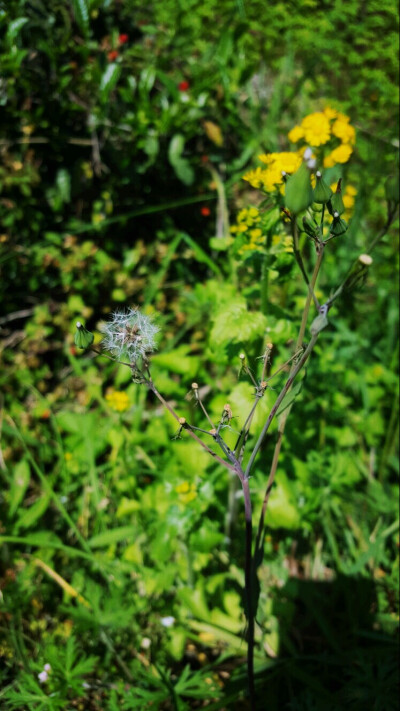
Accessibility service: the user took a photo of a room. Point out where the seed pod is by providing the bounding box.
[74,322,94,349]
[284,161,313,215]
[313,171,333,204]
[330,212,348,236]
[302,216,319,239]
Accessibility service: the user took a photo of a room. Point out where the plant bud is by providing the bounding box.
[74,322,94,349]
[302,216,319,239]
[311,201,323,213]
[328,179,345,215]
[330,212,348,236]
[313,171,333,204]
[284,161,313,215]
[178,417,186,425]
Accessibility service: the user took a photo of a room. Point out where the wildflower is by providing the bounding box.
[178,80,190,92]
[161,616,175,627]
[107,50,119,61]
[323,107,338,120]
[105,390,130,412]
[324,143,353,167]
[100,308,159,364]
[118,34,129,44]
[359,254,373,265]
[288,125,304,143]
[300,112,331,146]
[201,206,211,216]
[38,670,49,683]
[175,481,197,503]
[332,118,356,144]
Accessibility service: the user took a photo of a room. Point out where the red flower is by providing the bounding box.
[108,50,119,61]
[200,206,211,217]
[178,80,190,92]
[118,34,129,45]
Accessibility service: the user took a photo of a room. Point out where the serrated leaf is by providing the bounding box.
[9,460,31,517]
[100,63,121,98]
[72,0,89,34]
[210,299,267,349]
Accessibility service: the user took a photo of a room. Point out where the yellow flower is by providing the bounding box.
[242,167,265,189]
[249,228,262,240]
[288,125,304,143]
[329,143,353,164]
[300,112,331,146]
[323,107,338,120]
[106,390,130,412]
[345,185,357,196]
[343,193,355,210]
[332,119,356,144]
[175,481,197,504]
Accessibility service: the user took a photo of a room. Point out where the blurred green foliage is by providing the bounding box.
[0,0,399,709]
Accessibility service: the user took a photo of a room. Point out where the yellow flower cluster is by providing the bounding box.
[243,152,302,192]
[288,107,356,167]
[229,207,265,254]
[175,481,197,504]
[105,390,130,412]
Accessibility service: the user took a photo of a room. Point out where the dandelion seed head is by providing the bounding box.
[100,308,159,363]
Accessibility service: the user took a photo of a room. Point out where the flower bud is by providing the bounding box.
[301,216,319,239]
[313,171,333,204]
[284,161,314,215]
[330,212,348,236]
[328,179,345,215]
[74,322,94,349]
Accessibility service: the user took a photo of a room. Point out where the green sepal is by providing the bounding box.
[312,173,333,204]
[74,322,94,349]
[330,215,348,236]
[284,161,313,215]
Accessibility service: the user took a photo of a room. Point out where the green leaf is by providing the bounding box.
[56,169,71,204]
[168,135,194,185]
[9,460,30,518]
[6,17,28,43]
[181,233,221,275]
[275,380,303,418]
[88,526,137,549]
[210,299,267,350]
[16,494,52,530]
[71,0,89,34]
[100,63,121,99]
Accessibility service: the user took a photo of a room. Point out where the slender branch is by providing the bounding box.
[244,333,319,480]
[146,380,238,475]
[242,477,256,710]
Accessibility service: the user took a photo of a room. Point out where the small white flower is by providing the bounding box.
[160,616,175,628]
[306,158,317,169]
[43,663,51,672]
[38,670,49,684]
[303,147,313,160]
[100,308,159,364]
[141,637,152,649]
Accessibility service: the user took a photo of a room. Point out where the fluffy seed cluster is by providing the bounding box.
[100,308,159,363]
